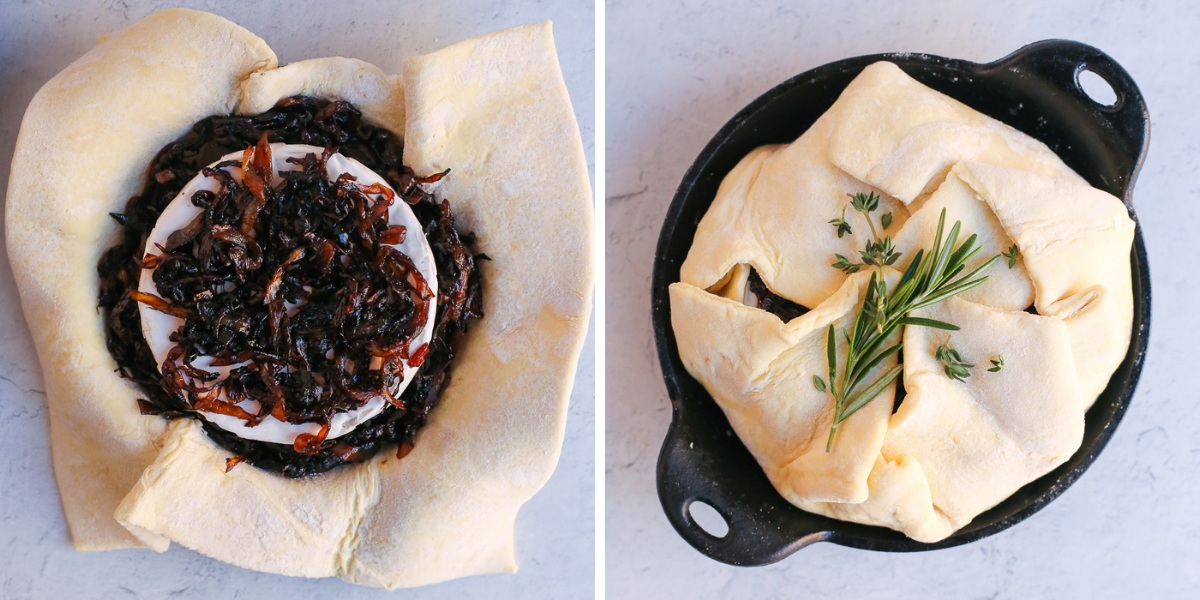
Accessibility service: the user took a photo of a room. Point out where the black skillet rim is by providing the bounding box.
[651,40,1151,564]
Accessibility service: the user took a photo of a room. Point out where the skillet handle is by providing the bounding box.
[656,404,827,566]
[994,40,1150,191]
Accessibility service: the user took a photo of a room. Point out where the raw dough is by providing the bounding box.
[800,296,1085,542]
[680,116,910,309]
[237,57,405,134]
[891,169,1035,311]
[5,8,277,552]
[6,10,591,590]
[954,160,1135,405]
[670,271,899,504]
[670,60,1135,543]
[824,61,1086,203]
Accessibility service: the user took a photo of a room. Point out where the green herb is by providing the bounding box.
[861,235,902,268]
[1002,244,1019,269]
[936,342,974,381]
[830,192,901,272]
[988,354,1004,372]
[822,208,1001,451]
[833,254,862,274]
[829,207,853,238]
[849,191,880,215]
[813,375,827,392]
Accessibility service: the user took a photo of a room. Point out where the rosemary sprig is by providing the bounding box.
[823,208,1001,451]
[1002,244,1019,269]
[936,342,974,381]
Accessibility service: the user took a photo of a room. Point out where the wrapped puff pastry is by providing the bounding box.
[6,9,592,589]
[671,61,1134,542]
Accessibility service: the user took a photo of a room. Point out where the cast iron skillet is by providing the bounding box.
[652,40,1151,565]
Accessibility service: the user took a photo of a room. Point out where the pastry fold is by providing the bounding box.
[237,57,405,133]
[954,161,1135,404]
[669,271,898,504]
[680,116,909,309]
[799,297,1085,542]
[5,8,277,551]
[7,11,591,590]
[892,169,1035,311]
[824,61,1085,203]
[670,60,1135,543]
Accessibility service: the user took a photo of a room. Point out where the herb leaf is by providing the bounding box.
[1002,244,1019,269]
[829,207,853,238]
[821,207,1000,451]
[936,342,974,381]
[832,254,863,273]
[861,235,902,268]
[881,212,893,231]
[813,374,827,392]
[988,354,1005,372]
[849,191,880,215]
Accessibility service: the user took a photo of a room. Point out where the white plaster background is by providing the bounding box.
[0,1,595,598]
[606,1,1199,598]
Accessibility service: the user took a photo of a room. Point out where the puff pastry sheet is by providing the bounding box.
[670,60,1134,542]
[6,9,592,589]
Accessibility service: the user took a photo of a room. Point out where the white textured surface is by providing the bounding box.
[607,1,1198,598]
[0,1,593,598]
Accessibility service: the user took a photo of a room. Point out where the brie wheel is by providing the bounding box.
[137,143,438,445]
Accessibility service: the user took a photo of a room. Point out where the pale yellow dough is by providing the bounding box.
[670,60,1134,542]
[670,272,899,505]
[680,116,910,309]
[6,10,591,590]
[5,8,277,553]
[824,61,1086,203]
[800,297,1085,542]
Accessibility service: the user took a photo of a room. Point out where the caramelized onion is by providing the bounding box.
[99,97,484,478]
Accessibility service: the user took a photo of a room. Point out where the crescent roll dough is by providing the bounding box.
[824,61,1086,203]
[680,116,910,309]
[800,297,1085,542]
[954,161,1135,404]
[670,271,899,504]
[237,57,405,132]
[5,8,277,552]
[7,11,591,590]
[892,170,1035,312]
[671,60,1135,543]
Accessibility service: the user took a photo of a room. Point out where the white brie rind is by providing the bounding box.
[137,144,438,444]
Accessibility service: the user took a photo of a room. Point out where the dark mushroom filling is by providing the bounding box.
[98,97,484,477]
[747,269,808,322]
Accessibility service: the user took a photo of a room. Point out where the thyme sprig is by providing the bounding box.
[823,208,1002,451]
[936,342,974,381]
[1002,244,1019,269]
[829,207,853,238]
[831,192,902,273]
[988,354,1005,372]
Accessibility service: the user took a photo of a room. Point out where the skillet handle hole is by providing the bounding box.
[1076,67,1120,108]
[688,500,730,539]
